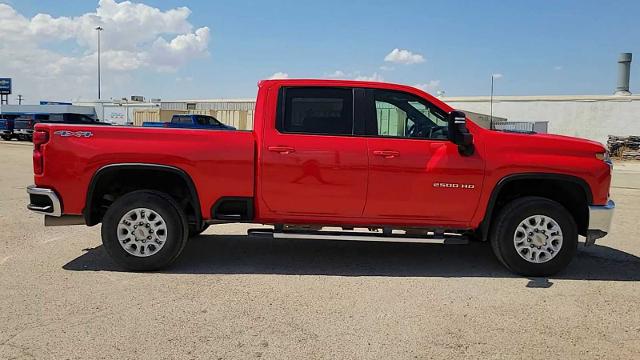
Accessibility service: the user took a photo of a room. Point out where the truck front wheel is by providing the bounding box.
[490,196,578,276]
[101,190,188,271]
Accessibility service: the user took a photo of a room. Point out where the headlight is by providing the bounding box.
[596,151,613,170]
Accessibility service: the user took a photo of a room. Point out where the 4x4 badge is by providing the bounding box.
[54,130,93,138]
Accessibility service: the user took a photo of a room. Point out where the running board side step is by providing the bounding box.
[247,229,469,245]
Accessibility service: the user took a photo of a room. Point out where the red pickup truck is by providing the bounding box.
[26,79,614,276]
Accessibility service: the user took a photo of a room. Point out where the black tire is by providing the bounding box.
[490,196,578,276]
[188,223,210,238]
[101,190,188,271]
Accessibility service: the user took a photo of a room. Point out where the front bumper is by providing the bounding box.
[27,185,62,217]
[586,200,615,245]
[15,129,33,135]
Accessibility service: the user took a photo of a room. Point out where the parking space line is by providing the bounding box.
[41,235,64,244]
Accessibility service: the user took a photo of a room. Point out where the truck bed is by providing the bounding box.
[35,124,255,219]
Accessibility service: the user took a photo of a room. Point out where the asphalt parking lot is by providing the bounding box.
[1,140,639,359]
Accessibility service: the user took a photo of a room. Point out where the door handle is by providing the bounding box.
[373,150,400,158]
[268,146,296,154]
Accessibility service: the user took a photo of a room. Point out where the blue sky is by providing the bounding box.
[2,0,640,101]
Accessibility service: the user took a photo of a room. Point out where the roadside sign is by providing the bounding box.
[0,78,11,95]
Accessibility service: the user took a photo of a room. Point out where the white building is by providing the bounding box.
[445,94,640,144]
[74,99,160,125]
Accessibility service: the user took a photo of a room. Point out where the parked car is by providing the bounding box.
[0,115,16,140]
[142,114,235,130]
[26,79,614,276]
[14,113,103,141]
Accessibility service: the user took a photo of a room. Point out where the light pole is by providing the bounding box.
[490,73,501,129]
[95,26,103,100]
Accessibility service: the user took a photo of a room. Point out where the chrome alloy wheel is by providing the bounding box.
[117,208,167,257]
[513,215,563,264]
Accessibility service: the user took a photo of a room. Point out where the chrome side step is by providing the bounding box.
[247,228,468,245]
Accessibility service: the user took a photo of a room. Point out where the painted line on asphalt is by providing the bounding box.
[611,186,640,190]
[41,235,64,244]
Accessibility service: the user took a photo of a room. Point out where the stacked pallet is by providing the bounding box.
[608,135,640,160]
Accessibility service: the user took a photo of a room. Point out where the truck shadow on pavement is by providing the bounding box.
[63,234,640,281]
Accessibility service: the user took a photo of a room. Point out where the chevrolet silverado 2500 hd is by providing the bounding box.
[26,79,615,276]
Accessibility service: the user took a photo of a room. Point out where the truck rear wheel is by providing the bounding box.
[490,196,578,276]
[101,190,188,271]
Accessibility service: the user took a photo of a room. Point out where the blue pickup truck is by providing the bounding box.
[142,114,236,130]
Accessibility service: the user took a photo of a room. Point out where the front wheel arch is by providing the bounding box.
[479,173,591,241]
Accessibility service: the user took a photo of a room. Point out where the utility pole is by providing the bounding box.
[490,75,494,129]
[17,95,23,105]
[489,74,501,130]
[95,26,103,100]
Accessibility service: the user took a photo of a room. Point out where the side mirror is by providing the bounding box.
[448,110,474,156]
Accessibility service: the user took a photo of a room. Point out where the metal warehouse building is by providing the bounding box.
[150,99,257,130]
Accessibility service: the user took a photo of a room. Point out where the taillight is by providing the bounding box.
[28,120,34,128]
[33,130,49,146]
[33,130,49,175]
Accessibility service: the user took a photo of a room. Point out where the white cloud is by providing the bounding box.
[379,65,395,71]
[268,72,289,79]
[413,80,441,92]
[554,65,563,71]
[384,48,425,65]
[326,70,346,78]
[492,73,503,79]
[355,73,384,82]
[0,0,210,100]
[324,70,383,82]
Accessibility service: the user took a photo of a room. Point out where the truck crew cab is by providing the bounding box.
[26,79,614,276]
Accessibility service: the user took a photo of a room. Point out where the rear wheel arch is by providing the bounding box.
[84,163,202,229]
[479,173,592,240]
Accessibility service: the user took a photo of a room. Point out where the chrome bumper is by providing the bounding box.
[27,185,62,217]
[15,129,33,135]
[586,200,615,245]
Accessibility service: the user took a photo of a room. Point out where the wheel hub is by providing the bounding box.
[531,233,547,246]
[513,215,563,264]
[116,208,167,257]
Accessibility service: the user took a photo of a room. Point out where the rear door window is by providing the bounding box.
[173,116,192,124]
[195,116,209,126]
[47,114,64,122]
[278,87,353,135]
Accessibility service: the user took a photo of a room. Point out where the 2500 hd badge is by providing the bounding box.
[433,182,475,189]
